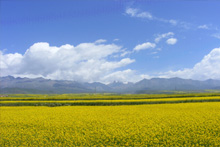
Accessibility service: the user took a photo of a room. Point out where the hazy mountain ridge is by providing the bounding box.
[0,76,220,94]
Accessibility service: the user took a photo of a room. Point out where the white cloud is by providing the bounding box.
[162,47,220,80]
[134,42,156,51]
[157,18,193,30]
[212,33,220,39]
[136,12,153,19]
[151,52,158,55]
[155,18,178,26]
[125,8,137,17]
[101,69,148,83]
[3,42,220,83]
[178,21,193,30]
[100,58,135,71]
[154,32,174,43]
[113,38,119,42]
[140,74,152,79]
[0,42,136,83]
[198,25,209,29]
[120,51,132,57]
[125,7,179,26]
[125,7,197,30]
[169,19,177,26]
[166,38,177,45]
[125,8,153,19]
[156,48,162,51]
[94,39,107,44]
[0,51,23,76]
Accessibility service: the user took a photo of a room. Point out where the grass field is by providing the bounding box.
[1,93,220,106]
[1,93,220,146]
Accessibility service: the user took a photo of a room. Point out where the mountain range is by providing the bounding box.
[0,76,220,94]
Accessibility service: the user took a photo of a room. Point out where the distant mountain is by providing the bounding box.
[0,76,93,94]
[107,81,134,93]
[0,76,220,94]
[134,78,203,91]
[84,82,112,92]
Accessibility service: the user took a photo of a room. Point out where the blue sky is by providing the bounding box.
[1,0,220,83]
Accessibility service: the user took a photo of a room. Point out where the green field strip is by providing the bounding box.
[1,93,220,101]
[1,96,220,103]
[1,98,220,106]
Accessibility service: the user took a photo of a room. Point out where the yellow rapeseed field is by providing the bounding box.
[1,102,220,146]
[1,96,220,103]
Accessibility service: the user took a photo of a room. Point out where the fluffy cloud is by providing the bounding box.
[94,39,107,44]
[162,47,220,80]
[126,7,200,31]
[134,42,156,51]
[101,69,139,83]
[0,51,23,76]
[125,7,184,28]
[198,25,209,29]
[212,33,220,39]
[169,19,177,25]
[125,8,153,19]
[2,42,220,83]
[166,38,177,45]
[0,41,136,83]
[154,32,174,43]
[101,69,152,83]
[113,38,119,42]
[133,32,176,55]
